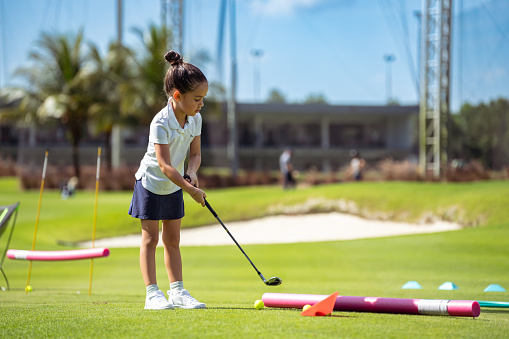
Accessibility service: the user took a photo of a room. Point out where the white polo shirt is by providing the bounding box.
[135,101,202,195]
[279,151,291,174]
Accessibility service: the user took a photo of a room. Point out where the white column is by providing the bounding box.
[112,124,122,168]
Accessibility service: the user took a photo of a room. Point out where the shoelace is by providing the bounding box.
[180,291,199,303]
[151,292,169,304]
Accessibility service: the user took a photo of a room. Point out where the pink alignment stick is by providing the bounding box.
[7,248,110,261]
[262,293,480,318]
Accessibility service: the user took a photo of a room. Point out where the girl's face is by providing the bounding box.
[174,82,208,117]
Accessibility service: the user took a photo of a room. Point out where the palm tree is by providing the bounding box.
[0,87,43,148]
[2,30,90,178]
[129,23,225,120]
[86,41,138,168]
[128,23,173,122]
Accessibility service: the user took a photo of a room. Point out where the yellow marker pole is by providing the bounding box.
[26,149,49,293]
[89,147,101,296]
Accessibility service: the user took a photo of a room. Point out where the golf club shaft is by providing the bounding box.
[204,199,265,281]
[184,174,268,283]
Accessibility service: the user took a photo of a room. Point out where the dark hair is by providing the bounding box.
[350,149,360,158]
[164,51,207,96]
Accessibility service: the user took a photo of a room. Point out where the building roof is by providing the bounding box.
[234,102,419,123]
[237,102,419,115]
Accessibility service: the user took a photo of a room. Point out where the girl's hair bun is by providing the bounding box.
[164,50,183,66]
[163,50,207,96]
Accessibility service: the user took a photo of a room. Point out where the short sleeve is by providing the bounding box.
[149,115,169,144]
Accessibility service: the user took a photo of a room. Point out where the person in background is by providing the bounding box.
[349,149,365,181]
[279,147,296,189]
[61,176,79,199]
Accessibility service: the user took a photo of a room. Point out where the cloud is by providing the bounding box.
[250,0,325,16]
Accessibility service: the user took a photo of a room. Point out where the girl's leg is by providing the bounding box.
[161,219,182,283]
[162,219,206,309]
[140,219,160,286]
[141,219,173,310]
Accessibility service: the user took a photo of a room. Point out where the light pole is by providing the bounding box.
[414,10,422,98]
[112,0,123,168]
[384,54,396,103]
[251,49,263,102]
[227,0,238,177]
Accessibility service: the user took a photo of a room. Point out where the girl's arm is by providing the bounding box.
[154,143,206,206]
[186,135,201,187]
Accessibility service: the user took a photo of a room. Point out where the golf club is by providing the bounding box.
[184,175,281,286]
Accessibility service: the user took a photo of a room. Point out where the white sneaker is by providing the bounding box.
[168,289,206,309]
[144,290,174,310]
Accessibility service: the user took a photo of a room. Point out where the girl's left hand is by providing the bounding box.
[184,173,199,188]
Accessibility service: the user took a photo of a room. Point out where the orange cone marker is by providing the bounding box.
[300,292,339,317]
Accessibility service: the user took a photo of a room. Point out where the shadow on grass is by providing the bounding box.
[480,309,509,314]
[208,307,353,317]
[207,307,256,310]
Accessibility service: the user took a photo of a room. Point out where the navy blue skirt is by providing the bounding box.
[128,180,185,220]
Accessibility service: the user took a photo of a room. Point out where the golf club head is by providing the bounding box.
[265,276,282,286]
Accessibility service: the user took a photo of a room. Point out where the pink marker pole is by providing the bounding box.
[7,248,110,261]
[262,293,480,318]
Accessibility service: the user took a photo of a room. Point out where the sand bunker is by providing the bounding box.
[79,212,461,248]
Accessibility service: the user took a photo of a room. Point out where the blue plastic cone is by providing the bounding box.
[402,281,422,289]
[484,284,506,292]
[438,282,459,290]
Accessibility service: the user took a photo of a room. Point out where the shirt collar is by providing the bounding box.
[167,100,194,133]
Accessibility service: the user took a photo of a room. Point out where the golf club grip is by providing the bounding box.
[183,174,214,215]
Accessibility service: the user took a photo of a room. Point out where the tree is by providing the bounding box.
[128,23,173,122]
[1,30,90,178]
[0,87,43,147]
[86,41,138,168]
[303,93,328,105]
[449,98,509,169]
[129,23,222,120]
[266,89,286,103]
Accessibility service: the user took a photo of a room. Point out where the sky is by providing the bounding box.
[0,0,508,112]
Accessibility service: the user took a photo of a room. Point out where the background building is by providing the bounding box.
[1,102,419,172]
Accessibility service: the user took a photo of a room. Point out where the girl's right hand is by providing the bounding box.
[191,188,206,207]
[184,174,206,207]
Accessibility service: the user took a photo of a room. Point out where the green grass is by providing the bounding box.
[1,177,508,338]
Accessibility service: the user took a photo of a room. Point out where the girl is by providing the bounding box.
[129,50,208,310]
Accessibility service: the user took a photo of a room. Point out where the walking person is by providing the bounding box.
[348,149,365,181]
[279,147,296,189]
[129,51,208,310]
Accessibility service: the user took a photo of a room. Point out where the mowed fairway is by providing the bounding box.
[0,177,508,338]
